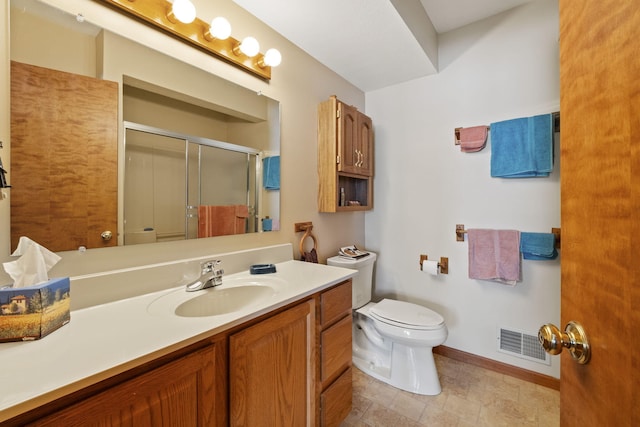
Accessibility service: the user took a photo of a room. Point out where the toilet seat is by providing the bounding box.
[369,299,444,331]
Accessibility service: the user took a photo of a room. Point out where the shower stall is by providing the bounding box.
[123,122,261,244]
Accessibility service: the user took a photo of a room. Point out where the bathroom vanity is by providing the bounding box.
[0,248,355,427]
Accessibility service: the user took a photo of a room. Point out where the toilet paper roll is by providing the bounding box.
[421,259,439,276]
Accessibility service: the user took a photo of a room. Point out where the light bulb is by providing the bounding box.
[169,0,196,24]
[207,17,231,40]
[239,36,260,57]
[263,48,282,67]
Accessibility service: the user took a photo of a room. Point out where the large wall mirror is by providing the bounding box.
[9,0,280,252]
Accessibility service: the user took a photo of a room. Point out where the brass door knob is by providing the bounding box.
[101,230,113,241]
[538,321,590,364]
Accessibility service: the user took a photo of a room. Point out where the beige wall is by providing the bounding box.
[0,0,364,281]
[0,3,9,258]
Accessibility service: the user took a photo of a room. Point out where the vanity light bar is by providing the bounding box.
[100,0,274,80]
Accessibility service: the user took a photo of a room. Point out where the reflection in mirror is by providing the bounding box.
[124,123,260,245]
[9,0,280,251]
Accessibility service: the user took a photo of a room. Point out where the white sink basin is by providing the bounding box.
[147,276,283,317]
[175,285,275,317]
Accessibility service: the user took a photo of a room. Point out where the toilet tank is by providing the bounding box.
[327,251,377,309]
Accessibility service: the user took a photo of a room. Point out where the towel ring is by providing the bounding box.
[299,226,318,255]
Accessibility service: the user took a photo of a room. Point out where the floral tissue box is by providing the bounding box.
[0,277,70,342]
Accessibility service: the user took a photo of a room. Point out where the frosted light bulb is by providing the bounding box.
[239,36,260,57]
[209,17,231,40]
[263,48,282,67]
[170,0,196,24]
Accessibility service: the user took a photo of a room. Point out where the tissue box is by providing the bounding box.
[0,277,70,342]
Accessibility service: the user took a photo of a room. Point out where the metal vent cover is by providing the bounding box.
[498,327,550,365]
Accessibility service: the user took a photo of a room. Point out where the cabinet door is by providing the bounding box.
[357,113,374,177]
[337,102,359,175]
[337,102,373,177]
[29,344,219,427]
[230,300,316,427]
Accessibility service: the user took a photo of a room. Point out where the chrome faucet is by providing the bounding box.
[186,260,224,292]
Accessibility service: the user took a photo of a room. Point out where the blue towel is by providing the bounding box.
[490,114,553,178]
[520,232,558,260]
[263,156,280,190]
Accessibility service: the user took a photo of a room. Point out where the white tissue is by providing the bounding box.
[421,259,439,276]
[2,237,61,288]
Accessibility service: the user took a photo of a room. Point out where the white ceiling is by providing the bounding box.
[233,0,534,92]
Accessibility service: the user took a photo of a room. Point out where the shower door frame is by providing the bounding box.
[123,121,262,243]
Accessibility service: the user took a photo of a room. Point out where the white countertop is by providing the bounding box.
[0,260,355,422]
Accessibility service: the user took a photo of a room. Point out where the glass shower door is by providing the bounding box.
[124,128,187,244]
[124,122,261,244]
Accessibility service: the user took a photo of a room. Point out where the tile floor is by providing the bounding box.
[341,354,559,427]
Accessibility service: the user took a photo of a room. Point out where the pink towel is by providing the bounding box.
[459,126,489,152]
[468,229,521,285]
[198,205,248,238]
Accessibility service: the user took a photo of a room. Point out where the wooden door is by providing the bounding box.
[10,61,118,252]
[559,1,639,425]
[230,300,315,427]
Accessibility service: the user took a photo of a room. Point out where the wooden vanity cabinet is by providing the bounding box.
[10,280,354,427]
[229,299,316,426]
[318,96,374,212]
[26,342,223,427]
[317,280,353,427]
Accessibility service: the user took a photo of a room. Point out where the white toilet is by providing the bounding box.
[327,252,448,395]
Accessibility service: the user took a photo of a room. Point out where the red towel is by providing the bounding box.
[460,126,489,152]
[198,205,248,238]
[468,229,521,285]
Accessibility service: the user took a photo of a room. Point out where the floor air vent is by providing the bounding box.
[498,327,550,365]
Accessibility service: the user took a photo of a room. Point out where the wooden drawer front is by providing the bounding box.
[320,367,353,427]
[320,280,352,327]
[321,315,352,385]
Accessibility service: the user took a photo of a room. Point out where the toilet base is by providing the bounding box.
[353,333,442,395]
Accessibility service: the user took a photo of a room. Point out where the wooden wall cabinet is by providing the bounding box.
[318,95,374,212]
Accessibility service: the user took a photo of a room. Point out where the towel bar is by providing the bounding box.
[455,224,468,241]
[454,112,560,145]
[456,224,561,249]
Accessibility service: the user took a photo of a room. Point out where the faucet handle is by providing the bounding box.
[201,259,221,273]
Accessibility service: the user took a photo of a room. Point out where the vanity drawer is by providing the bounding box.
[320,367,352,427]
[321,314,352,386]
[320,280,352,327]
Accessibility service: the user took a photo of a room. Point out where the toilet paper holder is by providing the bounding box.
[419,255,448,275]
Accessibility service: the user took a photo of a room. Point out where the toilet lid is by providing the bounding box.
[370,299,444,329]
